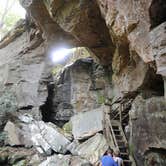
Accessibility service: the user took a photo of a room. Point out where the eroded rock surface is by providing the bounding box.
[0,0,165,165]
[71,107,105,140]
[39,154,92,166]
[129,96,166,165]
[73,133,108,164]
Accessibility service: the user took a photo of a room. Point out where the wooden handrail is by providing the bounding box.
[109,120,119,149]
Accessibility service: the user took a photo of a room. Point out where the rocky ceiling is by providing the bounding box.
[20,0,115,65]
[19,0,166,78]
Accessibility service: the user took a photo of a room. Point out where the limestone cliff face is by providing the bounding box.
[0,0,165,165]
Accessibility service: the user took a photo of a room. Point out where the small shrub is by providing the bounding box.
[63,121,72,134]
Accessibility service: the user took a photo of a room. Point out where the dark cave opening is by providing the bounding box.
[40,83,54,123]
[149,0,166,29]
[139,66,165,98]
[40,82,73,127]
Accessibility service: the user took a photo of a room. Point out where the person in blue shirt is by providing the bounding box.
[100,148,118,166]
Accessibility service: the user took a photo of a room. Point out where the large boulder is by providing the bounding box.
[129,96,166,165]
[30,121,71,154]
[71,106,107,140]
[0,91,17,131]
[4,114,71,155]
[70,156,92,166]
[39,154,92,166]
[4,121,21,146]
[39,155,71,166]
[74,133,108,164]
[0,146,37,166]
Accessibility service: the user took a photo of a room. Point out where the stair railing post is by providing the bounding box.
[120,103,122,125]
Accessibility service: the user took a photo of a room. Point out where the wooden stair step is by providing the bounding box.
[120,152,128,155]
[113,130,121,134]
[115,135,123,139]
[123,160,132,166]
[119,147,127,153]
[117,139,124,142]
[117,142,125,146]
[114,131,121,135]
[113,129,120,131]
[112,125,119,126]
[123,160,132,163]
[117,141,125,144]
[112,128,119,130]
[115,134,122,137]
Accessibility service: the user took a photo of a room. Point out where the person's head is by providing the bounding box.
[105,147,113,156]
[113,149,120,157]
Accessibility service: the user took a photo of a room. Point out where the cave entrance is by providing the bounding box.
[139,66,165,98]
[40,47,92,127]
[149,0,166,29]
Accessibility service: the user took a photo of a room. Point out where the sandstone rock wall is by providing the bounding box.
[0,0,165,165]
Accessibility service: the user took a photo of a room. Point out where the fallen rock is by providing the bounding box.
[4,121,21,146]
[74,133,108,164]
[0,146,37,166]
[39,155,71,166]
[30,121,71,154]
[39,154,92,166]
[71,106,106,140]
[70,156,92,166]
[29,154,45,166]
[4,115,71,155]
[30,127,52,155]
[0,91,17,131]
[67,140,80,155]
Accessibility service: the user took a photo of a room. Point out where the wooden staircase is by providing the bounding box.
[110,100,132,125]
[110,120,135,166]
[104,98,136,166]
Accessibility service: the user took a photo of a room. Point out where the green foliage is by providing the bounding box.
[4,13,21,31]
[68,47,90,62]
[97,91,106,104]
[63,121,72,134]
[52,64,63,75]
[0,0,25,38]
[51,47,90,76]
